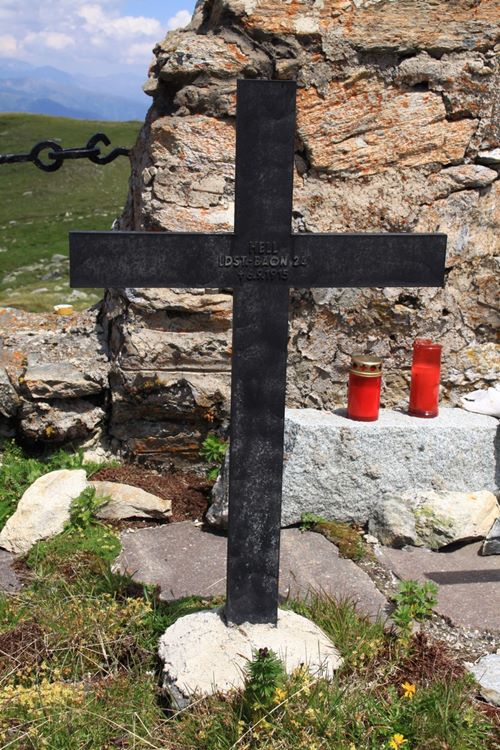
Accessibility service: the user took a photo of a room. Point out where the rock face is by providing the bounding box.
[105,0,499,465]
[369,490,499,549]
[90,481,172,520]
[0,469,88,555]
[102,288,232,466]
[0,308,110,448]
[207,407,499,528]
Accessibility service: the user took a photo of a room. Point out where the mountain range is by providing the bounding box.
[0,58,150,121]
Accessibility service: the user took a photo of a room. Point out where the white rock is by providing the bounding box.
[0,470,88,555]
[91,481,172,520]
[370,490,499,549]
[468,654,500,706]
[159,607,342,707]
[478,148,500,165]
[461,384,500,418]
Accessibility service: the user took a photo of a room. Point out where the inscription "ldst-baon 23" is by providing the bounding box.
[218,241,307,281]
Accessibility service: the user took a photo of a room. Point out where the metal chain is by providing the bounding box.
[0,133,130,172]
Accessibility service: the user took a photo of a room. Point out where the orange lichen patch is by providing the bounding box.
[297,76,476,175]
[338,0,499,51]
[0,308,62,336]
[244,0,335,34]
[131,437,201,456]
[226,42,249,65]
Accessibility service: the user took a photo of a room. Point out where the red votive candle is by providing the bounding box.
[347,354,383,422]
[408,339,442,418]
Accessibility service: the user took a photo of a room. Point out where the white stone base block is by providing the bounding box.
[158,608,342,707]
[208,408,499,529]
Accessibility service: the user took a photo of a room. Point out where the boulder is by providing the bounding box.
[206,407,499,528]
[369,490,499,549]
[90,481,172,520]
[0,469,88,555]
[467,654,500,707]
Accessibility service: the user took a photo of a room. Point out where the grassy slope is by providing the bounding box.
[0,113,140,311]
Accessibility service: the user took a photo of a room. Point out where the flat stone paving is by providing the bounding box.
[377,542,500,631]
[115,523,389,621]
[0,550,22,593]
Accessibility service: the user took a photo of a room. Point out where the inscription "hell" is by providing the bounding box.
[248,241,278,254]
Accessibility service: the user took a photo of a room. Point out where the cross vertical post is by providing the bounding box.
[226,81,296,625]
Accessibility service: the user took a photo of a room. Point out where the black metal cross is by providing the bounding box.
[70,80,446,626]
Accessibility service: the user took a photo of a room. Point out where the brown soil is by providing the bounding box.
[0,621,48,672]
[390,632,465,687]
[91,465,212,523]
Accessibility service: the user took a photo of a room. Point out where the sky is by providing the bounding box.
[0,0,198,77]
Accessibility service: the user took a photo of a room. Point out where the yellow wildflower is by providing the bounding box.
[389,733,407,749]
[401,681,416,699]
[273,686,287,704]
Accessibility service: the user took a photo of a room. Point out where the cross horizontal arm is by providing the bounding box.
[292,233,447,288]
[70,231,233,288]
[71,230,446,289]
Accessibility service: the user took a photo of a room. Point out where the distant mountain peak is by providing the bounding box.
[0,59,148,122]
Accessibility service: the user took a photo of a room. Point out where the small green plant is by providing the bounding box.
[300,511,327,531]
[242,647,286,722]
[392,579,438,640]
[67,486,110,531]
[200,433,228,481]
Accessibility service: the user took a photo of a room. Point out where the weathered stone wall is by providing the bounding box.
[103,0,498,465]
[1,1,497,468]
[103,288,232,464]
[0,308,110,452]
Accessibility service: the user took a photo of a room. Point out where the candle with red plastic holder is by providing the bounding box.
[408,338,442,418]
[347,354,383,422]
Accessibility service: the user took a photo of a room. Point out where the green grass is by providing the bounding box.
[0,528,496,749]
[0,113,140,311]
